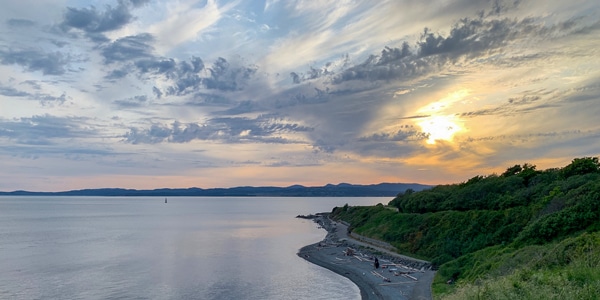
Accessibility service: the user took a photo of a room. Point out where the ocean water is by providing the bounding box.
[0,196,388,299]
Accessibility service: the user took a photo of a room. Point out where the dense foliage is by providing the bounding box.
[330,157,600,299]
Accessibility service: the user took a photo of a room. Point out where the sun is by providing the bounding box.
[414,89,469,144]
[417,115,462,144]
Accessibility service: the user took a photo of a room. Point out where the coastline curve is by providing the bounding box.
[297,213,435,300]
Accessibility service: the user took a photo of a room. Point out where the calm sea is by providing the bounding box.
[0,196,388,299]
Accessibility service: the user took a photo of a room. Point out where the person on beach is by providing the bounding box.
[374,257,380,269]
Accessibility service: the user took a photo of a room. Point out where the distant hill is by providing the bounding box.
[0,182,432,197]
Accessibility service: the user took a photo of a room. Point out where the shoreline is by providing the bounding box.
[297,213,435,300]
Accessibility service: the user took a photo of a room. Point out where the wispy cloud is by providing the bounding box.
[147,0,224,54]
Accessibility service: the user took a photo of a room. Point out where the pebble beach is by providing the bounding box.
[297,213,435,300]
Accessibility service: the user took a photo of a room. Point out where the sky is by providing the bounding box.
[1,0,599,192]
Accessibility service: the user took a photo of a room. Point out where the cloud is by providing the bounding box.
[105,68,129,79]
[101,33,155,63]
[128,0,151,8]
[0,83,67,105]
[331,43,418,84]
[1,0,600,191]
[7,19,36,27]
[358,128,428,143]
[0,115,95,145]
[123,115,313,145]
[413,16,580,60]
[184,92,232,107]
[0,85,29,97]
[135,58,177,74]
[148,0,224,53]
[560,79,600,104]
[138,56,258,95]
[290,72,301,84]
[0,144,118,160]
[113,94,149,108]
[202,57,258,91]
[459,93,546,118]
[0,49,69,75]
[62,4,132,33]
[288,63,334,84]
[329,14,594,86]
[217,100,263,115]
[61,0,149,35]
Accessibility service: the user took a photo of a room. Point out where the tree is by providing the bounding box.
[561,157,600,178]
[503,164,523,177]
[519,163,539,186]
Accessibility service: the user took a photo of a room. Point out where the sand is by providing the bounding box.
[297,213,435,300]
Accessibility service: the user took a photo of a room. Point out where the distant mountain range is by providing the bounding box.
[0,183,432,197]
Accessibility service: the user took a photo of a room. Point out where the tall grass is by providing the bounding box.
[436,232,600,300]
[438,264,600,300]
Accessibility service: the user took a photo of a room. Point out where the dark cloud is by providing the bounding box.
[105,68,129,79]
[184,93,232,107]
[165,74,203,95]
[288,64,334,84]
[61,0,148,34]
[0,49,69,75]
[0,115,94,145]
[20,80,42,90]
[113,95,148,108]
[218,100,263,115]
[149,56,257,96]
[49,39,69,48]
[105,55,256,97]
[0,83,67,105]
[331,12,591,86]
[463,130,586,144]
[397,115,430,120]
[0,85,30,97]
[508,95,541,105]
[290,72,301,84]
[459,107,504,118]
[352,140,423,159]
[460,93,547,118]
[7,19,36,27]
[0,144,119,160]
[123,122,210,144]
[311,139,337,153]
[127,0,151,8]
[123,124,171,144]
[358,128,428,142]
[562,80,600,103]
[101,33,154,63]
[159,57,205,95]
[135,58,177,75]
[123,115,313,144]
[86,32,111,43]
[202,57,258,91]
[332,126,429,157]
[273,84,332,109]
[36,92,67,106]
[488,0,521,16]
[98,38,256,95]
[152,86,163,99]
[416,17,527,58]
[332,43,426,84]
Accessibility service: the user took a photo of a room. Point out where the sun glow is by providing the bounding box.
[415,89,469,144]
[418,115,462,144]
